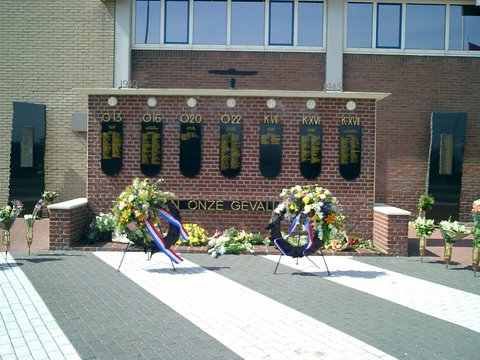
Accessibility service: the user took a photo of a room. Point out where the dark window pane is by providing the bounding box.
[269,0,293,45]
[406,4,445,50]
[376,3,401,48]
[165,0,189,44]
[194,0,227,44]
[136,0,161,44]
[231,0,265,45]
[298,1,323,47]
[347,2,372,48]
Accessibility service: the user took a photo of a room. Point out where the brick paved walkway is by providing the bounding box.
[2,249,479,359]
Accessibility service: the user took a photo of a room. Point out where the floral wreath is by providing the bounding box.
[112,178,188,263]
[267,185,345,258]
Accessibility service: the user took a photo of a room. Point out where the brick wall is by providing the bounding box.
[49,199,89,250]
[0,0,114,205]
[373,205,411,256]
[132,50,325,91]
[344,54,480,220]
[132,50,480,222]
[87,94,377,239]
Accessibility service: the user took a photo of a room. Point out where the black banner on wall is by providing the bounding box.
[300,124,322,179]
[180,123,202,177]
[140,121,163,177]
[101,121,123,175]
[339,125,362,180]
[259,123,282,178]
[220,123,242,178]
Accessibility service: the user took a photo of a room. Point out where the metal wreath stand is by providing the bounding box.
[117,201,182,271]
[266,204,331,276]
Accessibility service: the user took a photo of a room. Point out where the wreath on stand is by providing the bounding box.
[267,185,345,258]
[112,178,188,264]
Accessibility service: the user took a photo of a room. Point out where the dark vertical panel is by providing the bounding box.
[10,102,46,212]
[101,121,123,176]
[259,124,282,178]
[427,112,467,221]
[179,123,202,177]
[339,125,362,180]
[219,123,242,178]
[140,121,163,177]
[300,124,322,179]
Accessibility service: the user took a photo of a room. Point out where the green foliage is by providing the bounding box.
[417,194,435,213]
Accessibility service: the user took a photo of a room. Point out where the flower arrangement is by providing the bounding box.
[279,184,345,246]
[417,194,435,217]
[439,219,471,243]
[410,216,436,238]
[0,200,23,230]
[94,212,116,233]
[111,178,176,244]
[42,190,58,203]
[208,227,267,257]
[177,223,208,246]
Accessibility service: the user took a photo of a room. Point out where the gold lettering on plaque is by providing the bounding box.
[439,133,453,175]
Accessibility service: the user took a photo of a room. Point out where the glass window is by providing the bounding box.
[193,0,227,44]
[347,2,372,48]
[165,0,190,44]
[449,5,462,50]
[231,0,265,45]
[269,0,294,45]
[376,3,401,48]
[298,1,323,47]
[464,15,480,51]
[450,5,480,51]
[406,4,445,50]
[136,0,161,44]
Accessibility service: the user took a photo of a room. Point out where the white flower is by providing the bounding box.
[128,194,136,202]
[118,201,126,211]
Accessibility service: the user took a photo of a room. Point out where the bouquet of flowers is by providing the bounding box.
[94,212,116,233]
[208,227,255,258]
[0,200,23,230]
[279,184,345,246]
[111,178,176,244]
[439,219,471,243]
[177,223,208,246]
[410,217,436,238]
[42,190,58,203]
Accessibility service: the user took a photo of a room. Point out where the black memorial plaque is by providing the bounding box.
[300,124,322,179]
[259,123,282,178]
[179,123,202,177]
[339,125,362,180]
[427,112,467,221]
[220,123,242,178]
[140,121,163,177]
[101,121,123,175]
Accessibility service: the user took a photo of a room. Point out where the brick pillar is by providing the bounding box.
[373,204,411,256]
[49,198,88,250]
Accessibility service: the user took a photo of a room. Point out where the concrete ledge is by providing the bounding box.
[48,198,88,210]
[374,203,411,216]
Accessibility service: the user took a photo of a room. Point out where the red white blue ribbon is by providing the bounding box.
[144,219,184,264]
[286,213,301,238]
[302,218,315,256]
[157,208,189,241]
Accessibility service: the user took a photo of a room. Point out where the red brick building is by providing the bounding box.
[83,1,480,246]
